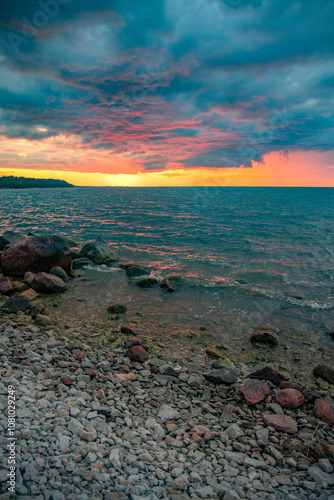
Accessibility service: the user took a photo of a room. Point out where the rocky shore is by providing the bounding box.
[0,233,334,499]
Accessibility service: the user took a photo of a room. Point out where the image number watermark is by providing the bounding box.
[7,385,16,493]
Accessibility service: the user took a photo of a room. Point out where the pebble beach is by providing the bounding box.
[0,232,334,499]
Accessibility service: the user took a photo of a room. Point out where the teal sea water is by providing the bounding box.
[1,186,333,364]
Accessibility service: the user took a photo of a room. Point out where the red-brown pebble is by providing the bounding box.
[262,414,298,434]
[314,397,334,426]
[238,379,271,405]
[206,347,223,358]
[275,388,304,409]
[60,377,72,386]
[125,346,149,363]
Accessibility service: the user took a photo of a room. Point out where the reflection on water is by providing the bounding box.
[0,186,333,370]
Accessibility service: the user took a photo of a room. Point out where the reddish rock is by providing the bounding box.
[275,388,305,409]
[0,235,71,276]
[86,369,98,378]
[251,325,279,346]
[0,276,13,295]
[248,366,287,385]
[314,397,334,426]
[60,377,72,386]
[32,272,66,293]
[263,414,298,434]
[238,379,271,405]
[76,352,86,360]
[93,389,106,399]
[21,288,39,301]
[112,373,138,382]
[21,359,30,366]
[125,346,149,363]
[279,381,303,391]
[313,364,334,384]
[206,347,223,358]
[151,366,159,374]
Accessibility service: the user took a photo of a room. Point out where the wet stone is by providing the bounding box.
[202,368,238,385]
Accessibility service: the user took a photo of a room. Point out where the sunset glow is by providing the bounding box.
[0,1,333,186]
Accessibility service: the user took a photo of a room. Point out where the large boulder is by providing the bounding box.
[32,272,67,293]
[0,235,71,276]
[78,239,118,265]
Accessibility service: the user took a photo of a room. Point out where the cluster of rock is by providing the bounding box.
[1,230,334,499]
[0,314,334,500]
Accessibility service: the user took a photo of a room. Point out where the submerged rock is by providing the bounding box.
[32,272,67,293]
[203,368,238,385]
[134,277,158,288]
[250,324,280,346]
[159,278,175,292]
[0,235,71,276]
[313,364,334,384]
[78,239,118,264]
[72,258,94,269]
[126,266,151,278]
[107,303,127,314]
[121,325,136,335]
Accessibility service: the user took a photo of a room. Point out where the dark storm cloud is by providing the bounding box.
[0,0,333,170]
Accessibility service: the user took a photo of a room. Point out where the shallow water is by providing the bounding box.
[1,186,333,373]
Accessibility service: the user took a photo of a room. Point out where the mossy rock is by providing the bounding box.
[240,354,257,363]
[217,358,234,368]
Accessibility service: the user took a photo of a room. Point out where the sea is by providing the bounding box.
[1,186,333,372]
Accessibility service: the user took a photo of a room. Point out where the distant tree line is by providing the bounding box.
[0,176,74,189]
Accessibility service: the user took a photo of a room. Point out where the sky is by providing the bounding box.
[0,0,333,186]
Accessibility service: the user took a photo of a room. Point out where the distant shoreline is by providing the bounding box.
[0,176,74,189]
